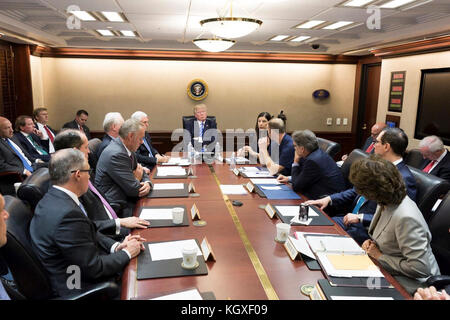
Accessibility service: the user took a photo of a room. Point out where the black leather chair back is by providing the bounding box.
[408,165,450,222]
[182,116,216,130]
[340,149,369,189]
[317,137,341,159]
[404,149,424,169]
[0,196,53,299]
[17,167,50,211]
[428,191,450,275]
[88,138,102,156]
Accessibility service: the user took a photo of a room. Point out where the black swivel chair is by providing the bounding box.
[407,165,450,222]
[0,171,23,196]
[17,167,50,212]
[317,137,341,159]
[0,196,119,300]
[340,149,370,189]
[404,149,425,169]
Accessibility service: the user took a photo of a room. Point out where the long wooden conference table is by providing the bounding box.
[121,157,411,300]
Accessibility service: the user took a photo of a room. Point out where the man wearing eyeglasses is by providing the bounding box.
[30,148,146,297]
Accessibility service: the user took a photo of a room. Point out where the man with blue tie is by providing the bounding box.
[0,116,36,177]
[0,193,11,300]
[13,115,51,163]
[131,111,169,170]
[183,104,217,153]
[305,127,417,244]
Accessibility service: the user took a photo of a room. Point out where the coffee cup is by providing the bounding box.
[275,223,290,243]
[172,207,184,224]
[181,245,198,269]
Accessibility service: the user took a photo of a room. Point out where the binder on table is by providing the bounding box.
[314,279,404,300]
[138,205,189,228]
[147,183,189,198]
[256,184,301,200]
[137,239,208,280]
[273,205,333,226]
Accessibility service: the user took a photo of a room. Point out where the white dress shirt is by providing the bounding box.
[36,122,55,153]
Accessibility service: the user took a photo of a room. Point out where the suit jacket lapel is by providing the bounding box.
[370,205,394,240]
[2,137,22,161]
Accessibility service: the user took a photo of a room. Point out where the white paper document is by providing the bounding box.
[316,252,384,278]
[220,185,248,195]
[242,172,273,178]
[139,208,174,220]
[306,235,365,255]
[330,296,394,300]
[275,206,319,217]
[148,239,202,262]
[239,167,261,172]
[157,166,186,176]
[260,186,282,190]
[161,157,191,166]
[288,236,316,260]
[250,178,281,185]
[152,183,185,190]
[290,216,313,226]
[151,288,203,300]
[225,157,248,164]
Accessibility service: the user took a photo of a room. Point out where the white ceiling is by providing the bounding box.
[0,0,449,55]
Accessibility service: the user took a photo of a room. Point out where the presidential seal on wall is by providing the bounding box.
[187,79,208,101]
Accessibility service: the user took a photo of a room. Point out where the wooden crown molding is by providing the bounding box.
[30,45,359,64]
[371,35,450,58]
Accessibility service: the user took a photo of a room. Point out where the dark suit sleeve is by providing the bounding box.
[291,159,321,193]
[0,148,23,173]
[330,188,358,208]
[108,152,142,197]
[54,209,129,281]
[93,220,118,236]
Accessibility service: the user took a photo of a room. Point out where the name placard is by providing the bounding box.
[283,236,301,261]
[245,181,254,193]
[232,168,240,176]
[191,203,201,220]
[188,182,196,193]
[201,237,216,262]
[264,203,276,219]
[187,167,194,176]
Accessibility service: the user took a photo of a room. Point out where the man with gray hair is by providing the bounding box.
[96,118,152,218]
[277,129,345,199]
[419,135,450,182]
[131,111,169,170]
[258,118,294,176]
[96,112,124,159]
[30,149,145,297]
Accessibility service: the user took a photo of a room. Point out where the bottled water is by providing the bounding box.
[229,152,237,171]
[188,142,194,163]
[215,142,222,160]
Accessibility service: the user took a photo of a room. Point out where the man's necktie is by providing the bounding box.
[5,139,33,172]
[143,138,153,157]
[352,196,366,213]
[200,122,205,152]
[88,181,118,219]
[78,202,88,217]
[422,160,437,173]
[365,142,375,153]
[79,125,84,133]
[27,135,48,155]
[0,280,11,300]
[44,125,54,143]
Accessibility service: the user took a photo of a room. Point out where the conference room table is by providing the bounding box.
[121,154,411,300]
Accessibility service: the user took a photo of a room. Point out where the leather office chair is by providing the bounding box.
[182,116,217,130]
[404,149,424,169]
[317,137,341,159]
[340,149,369,189]
[17,167,50,211]
[407,165,450,222]
[88,138,102,156]
[0,196,119,300]
[0,171,23,196]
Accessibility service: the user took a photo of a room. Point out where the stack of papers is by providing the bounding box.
[250,178,280,185]
[305,236,365,255]
[157,166,186,176]
[161,157,191,166]
[151,288,203,300]
[152,183,185,190]
[140,208,174,220]
[225,157,248,164]
[287,236,316,259]
[316,252,383,278]
[220,185,248,195]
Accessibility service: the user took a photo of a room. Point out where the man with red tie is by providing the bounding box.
[33,107,57,153]
[340,122,387,161]
[62,109,91,140]
[419,135,450,182]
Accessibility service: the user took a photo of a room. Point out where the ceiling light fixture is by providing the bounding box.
[295,20,326,29]
[120,30,135,37]
[380,0,417,9]
[290,36,311,42]
[97,29,114,36]
[344,0,376,7]
[270,35,290,41]
[193,38,236,52]
[69,11,96,21]
[101,11,124,22]
[323,21,354,30]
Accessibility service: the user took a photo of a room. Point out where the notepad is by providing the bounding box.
[139,208,174,220]
[275,205,319,217]
[250,178,281,185]
[148,239,202,262]
[161,157,191,166]
[151,288,203,300]
[152,183,185,190]
[327,254,379,271]
[157,167,186,176]
[220,185,248,195]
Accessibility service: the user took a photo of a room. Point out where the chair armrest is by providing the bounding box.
[0,171,23,182]
[54,281,119,300]
[426,275,450,290]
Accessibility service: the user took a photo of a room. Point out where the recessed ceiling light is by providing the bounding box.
[97,29,114,36]
[290,36,311,42]
[380,0,417,8]
[101,11,124,22]
[120,30,135,37]
[270,35,290,41]
[69,11,96,21]
[323,21,354,30]
[344,0,376,7]
[295,20,325,29]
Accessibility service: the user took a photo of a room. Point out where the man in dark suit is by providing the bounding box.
[13,115,50,163]
[54,129,149,240]
[96,112,124,159]
[131,111,169,170]
[277,129,346,199]
[30,148,145,297]
[95,118,152,218]
[0,117,39,177]
[0,194,11,300]
[306,127,417,244]
[419,135,450,182]
[183,103,217,152]
[62,109,91,140]
[33,107,57,153]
